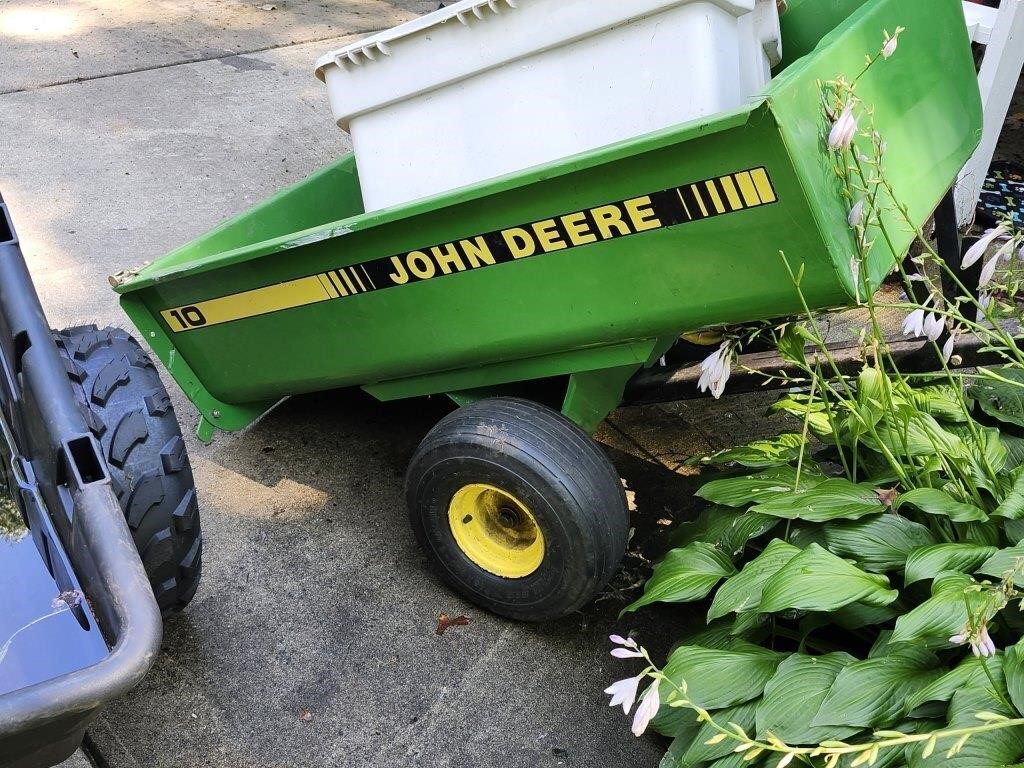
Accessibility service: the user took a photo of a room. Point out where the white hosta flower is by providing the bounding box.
[996,237,1017,263]
[902,308,926,338]
[923,312,945,342]
[609,634,639,650]
[979,254,1001,289]
[697,342,732,400]
[881,27,904,59]
[962,223,1011,269]
[942,327,960,363]
[605,675,642,715]
[610,647,645,660]
[848,198,866,228]
[950,623,997,657]
[849,256,861,301]
[828,101,858,151]
[977,292,993,322]
[631,681,661,737]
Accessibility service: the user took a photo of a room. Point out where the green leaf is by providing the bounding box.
[812,647,941,729]
[904,544,998,584]
[956,520,1002,547]
[830,602,901,630]
[996,469,1024,520]
[674,700,758,766]
[1005,518,1024,545]
[772,395,834,439]
[1004,642,1024,716]
[893,488,988,523]
[751,478,885,522]
[1002,435,1024,472]
[759,544,899,613]
[978,546,1024,586]
[688,433,807,469]
[969,367,1024,430]
[910,385,969,422]
[658,644,784,711]
[696,465,824,508]
[862,406,968,459]
[666,505,779,555]
[890,572,984,646]
[707,539,801,621]
[776,323,807,367]
[904,656,996,714]
[755,652,860,744]
[622,542,737,613]
[909,668,1023,768]
[825,513,936,573]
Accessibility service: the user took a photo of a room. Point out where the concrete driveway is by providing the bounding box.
[0,2,752,765]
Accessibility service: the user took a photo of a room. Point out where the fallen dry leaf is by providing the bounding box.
[875,487,899,508]
[260,3,277,8]
[656,518,672,527]
[299,708,312,721]
[435,613,471,635]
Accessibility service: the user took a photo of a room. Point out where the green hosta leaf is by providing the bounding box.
[776,323,807,367]
[1003,435,1024,472]
[658,644,784,711]
[666,505,779,555]
[956,520,1002,547]
[862,406,968,459]
[751,478,884,522]
[978,546,1024,586]
[893,488,988,523]
[1004,642,1024,715]
[707,539,800,621]
[772,395,834,439]
[696,465,824,508]
[995,469,1024,520]
[759,544,899,613]
[910,385,969,422]
[755,652,860,745]
[890,572,985,646]
[824,513,936,573]
[623,542,736,613]
[688,433,806,469]
[904,544,999,584]
[660,716,703,766]
[969,367,1024,430]
[909,668,1023,768]
[1005,518,1024,545]
[812,647,941,729]
[904,655,997,714]
[663,507,774,557]
[830,602,901,630]
[673,700,758,766]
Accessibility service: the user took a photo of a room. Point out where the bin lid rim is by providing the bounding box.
[314,0,757,80]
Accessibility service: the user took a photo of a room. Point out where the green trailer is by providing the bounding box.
[111,0,982,620]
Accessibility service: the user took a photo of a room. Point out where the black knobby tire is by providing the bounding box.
[406,397,628,621]
[55,325,202,616]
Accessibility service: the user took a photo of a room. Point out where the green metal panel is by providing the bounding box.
[115,0,981,436]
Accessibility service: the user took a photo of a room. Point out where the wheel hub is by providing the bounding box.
[447,484,544,579]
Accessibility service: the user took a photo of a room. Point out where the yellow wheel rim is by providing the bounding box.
[448,484,545,579]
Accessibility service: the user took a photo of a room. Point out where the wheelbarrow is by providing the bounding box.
[110,0,982,621]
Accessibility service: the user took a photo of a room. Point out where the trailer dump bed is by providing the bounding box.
[113,0,982,439]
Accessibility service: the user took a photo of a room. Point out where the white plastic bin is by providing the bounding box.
[316,0,782,212]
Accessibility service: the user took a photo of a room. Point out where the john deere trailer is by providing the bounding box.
[112,0,983,620]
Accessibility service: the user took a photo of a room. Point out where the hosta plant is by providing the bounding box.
[609,27,1024,768]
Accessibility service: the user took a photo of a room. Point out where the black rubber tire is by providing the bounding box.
[406,397,628,621]
[54,325,202,617]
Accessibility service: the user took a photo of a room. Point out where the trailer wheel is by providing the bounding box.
[406,397,628,621]
[55,325,202,617]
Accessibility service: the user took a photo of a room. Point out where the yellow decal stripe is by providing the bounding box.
[751,168,777,204]
[704,181,726,214]
[690,185,710,217]
[160,275,330,331]
[719,176,744,211]
[734,172,762,207]
[160,167,779,332]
